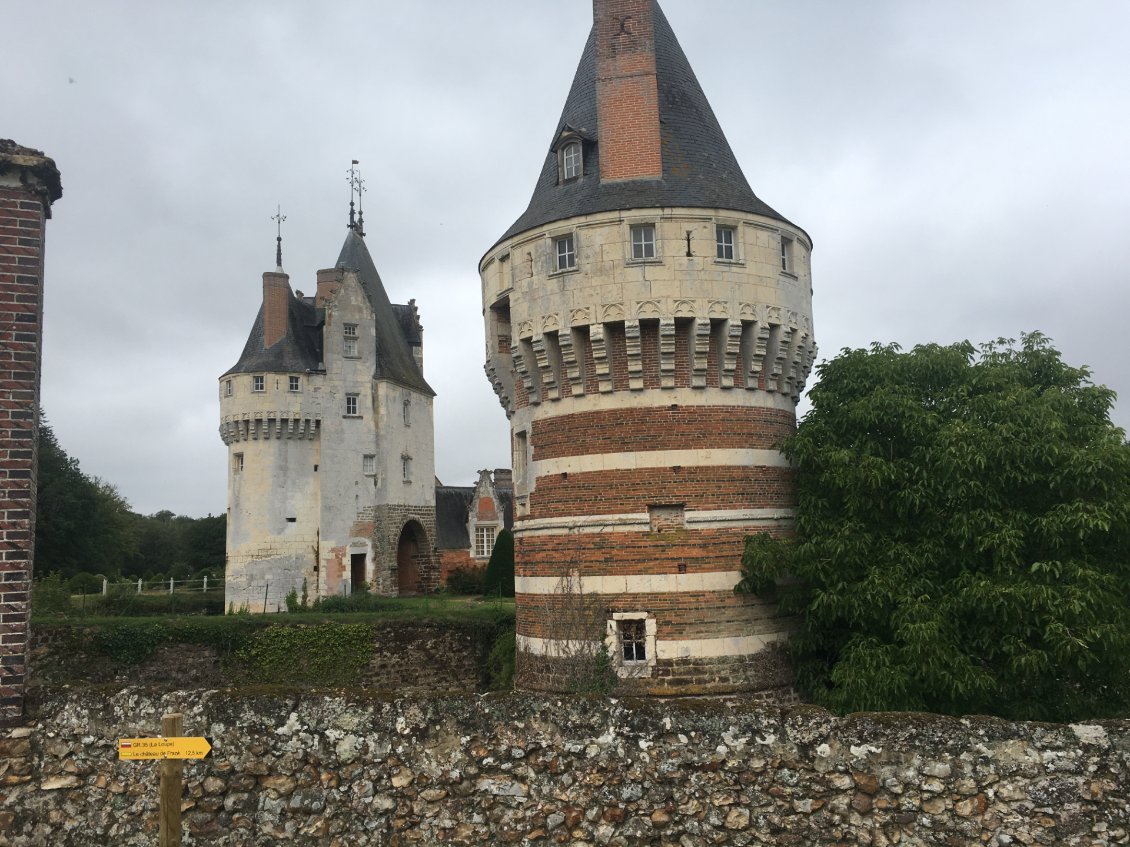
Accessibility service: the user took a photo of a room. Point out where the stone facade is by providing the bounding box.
[481,2,815,694]
[221,227,437,611]
[0,140,61,724]
[2,689,1127,846]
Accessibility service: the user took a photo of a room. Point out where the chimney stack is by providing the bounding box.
[594,0,662,182]
[316,267,344,308]
[262,270,290,348]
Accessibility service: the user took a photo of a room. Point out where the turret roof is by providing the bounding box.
[336,229,434,396]
[224,230,434,397]
[494,2,798,248]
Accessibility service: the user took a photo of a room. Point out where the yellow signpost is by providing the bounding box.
[117,735,212,761]
[118,713,213,847]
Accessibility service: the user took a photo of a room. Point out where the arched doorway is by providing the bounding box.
[395,522,425,595]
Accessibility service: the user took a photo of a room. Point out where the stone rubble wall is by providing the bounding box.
[1,689,1127,846]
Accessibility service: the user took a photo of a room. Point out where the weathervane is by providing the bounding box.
[347,160,367,235]
[271,204,287,269]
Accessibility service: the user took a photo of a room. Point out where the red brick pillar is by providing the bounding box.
[0,141,61,724]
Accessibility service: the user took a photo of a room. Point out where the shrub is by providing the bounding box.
[446,565,485,595]
[486,628,515,690]
[482,529,515,598]
[32,573,72,616]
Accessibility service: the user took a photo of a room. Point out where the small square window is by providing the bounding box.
[233,452,244,473]
[224,379,232,397]
[345,393,358,416]
[362,454,376,475]
[401,454,412,482]
[343,323,359,357]
[474,525,497,559]
[555,235,575,271]
[780,236,793,273]
[561,142,582,181]
[619,619,647,663]
[289,375,300,392]
[630,224,656,260]
[716,225,736,260]
[252,375,264,393]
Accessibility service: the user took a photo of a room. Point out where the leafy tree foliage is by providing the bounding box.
[740,334,1130,721]
[483,529,515,597]
[35,415,226,581]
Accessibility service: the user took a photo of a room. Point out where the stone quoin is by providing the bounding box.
[481,0,816,695]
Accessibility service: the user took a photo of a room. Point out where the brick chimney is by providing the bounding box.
[316,267,344,308]
[594,0,662,182]
[262,270,290,348]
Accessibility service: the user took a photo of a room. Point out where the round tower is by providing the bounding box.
[220,265,323,613]
[481,0,815,695]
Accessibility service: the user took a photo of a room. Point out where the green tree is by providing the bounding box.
[35,419,135,578]
[740,334,1130,721]
[483,529,515,597]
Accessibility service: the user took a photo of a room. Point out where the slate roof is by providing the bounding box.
[226,230,434,397]
[223,294,323,376]
[336,230,434,396]
[494,1,801,249]
[435,486,474,550]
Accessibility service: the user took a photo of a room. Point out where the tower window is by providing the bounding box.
[345,393,359,416]
[289,375,300,392]
[630,224,656,260]
[619,619,647,663]
[401,454,412,482]
[474,525,497,559]
[403,397,411,426]
[362,454,376,475]
[560,142,582,181]
[343,323,359,357]
[716,225,736,260]
[224,379,232,397]
[252,375,264,393]
[555,235,576,271]
[780,236,793,273]
[233,453,244,473]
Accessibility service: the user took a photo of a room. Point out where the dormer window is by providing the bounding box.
[561,141,582,181]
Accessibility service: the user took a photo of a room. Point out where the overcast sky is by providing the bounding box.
[6,1,1129,517]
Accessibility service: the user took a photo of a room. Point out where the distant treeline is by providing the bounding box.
[34,415,225,585]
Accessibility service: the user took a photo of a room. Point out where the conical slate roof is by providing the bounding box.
[496,2,795,247]
[225,230,434,397]
[336,230,434,396]
[224,293,322,376]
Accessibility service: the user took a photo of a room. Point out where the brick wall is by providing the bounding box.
[0,141,60,725]
[531,405,796,459]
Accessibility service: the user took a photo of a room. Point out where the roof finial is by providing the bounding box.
[355,166,367,238]
[271,204,287,271]
[347,160,360,230]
